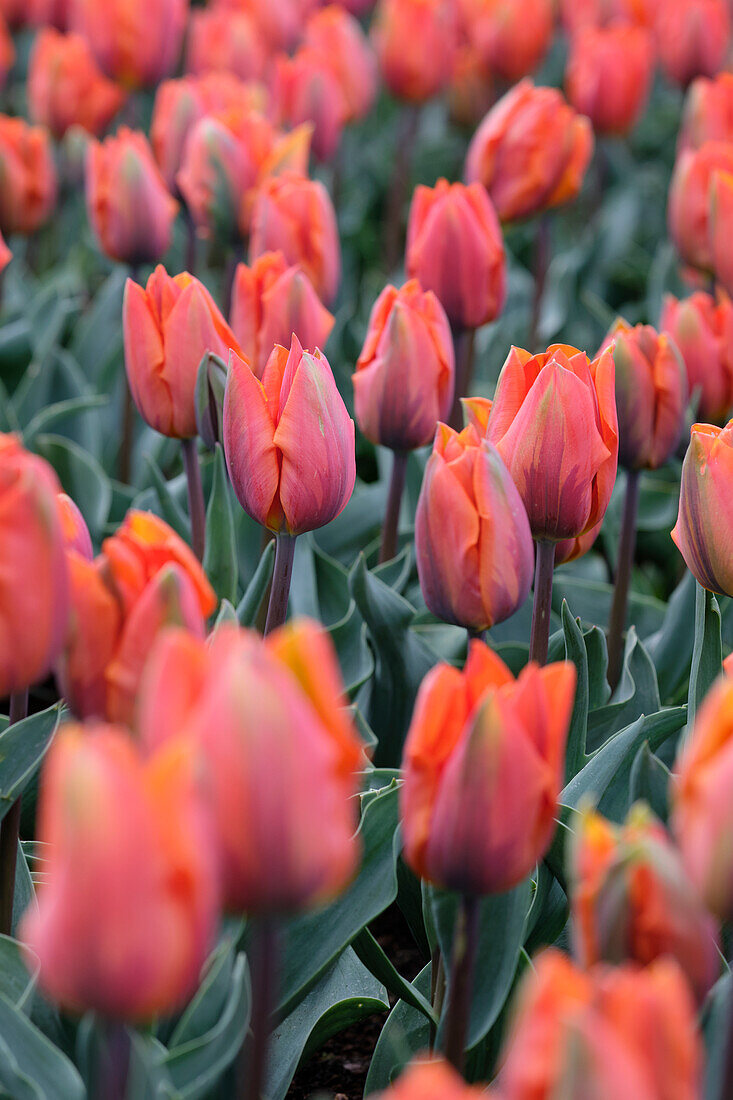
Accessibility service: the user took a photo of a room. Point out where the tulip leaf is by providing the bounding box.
[553,575,666,640]
[142,458,190,541]
[168,927,246,1050]
[351,928,437,1024]
[69,268,125,380]
[0,992,85,1100]
[703,971,731,1100]
[22,396,109,449]
[203,445,238,606]
[236,540,275,628]
[629,742,670,822]
[585,629,660,752]
[0,705,61,825]
[0,937,37,1012]
[363,963,432,1094]
[646,571,697,702]
[330,604,374,697]
[688,581,722,729]
[35,434,111,540]
[562,602,590,783]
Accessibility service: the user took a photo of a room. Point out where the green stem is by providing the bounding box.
[443,894,480,1072]
[379,451,408,564]
[181,437,205,562]
[264,534,296,635]
[529,540,555,666]
[0,689,28,936]
[606,469,640,691]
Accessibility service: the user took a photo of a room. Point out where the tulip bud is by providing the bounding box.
[415,425,534,631]
[554,518,603,566]
[660,291,733,423]
[655,0,730,88]
[272,48,348,163]
[465,80,594,224]
[230,251,334,377]
[486,344,619,541]
[57,493,93,560]
[671,420,733,595]
[304,6,377,123]
[86,128,178,266]
[28,29,126,140]
[599,320,687,470]
[249,172,341,305]
[354,280,455,450]
[138,621,363,912]
[566,23,654,136]
[401,642,575,893]
[123,265,243,439]
[0,435,69,698]
[371,0,457,103]
[185,8,267,81]
[25,0,69,27]
[70,0,189,89]
[223,336,355,535]
[21,724,218,1019]
[678,73,733,153]
[215,0,301,52]
[406,179,506,330]
[462,0,553,83]
[376,1056,492,1100]
[668,141,733,274]
[559,0,658,34]
[0,116,57,236]
[570,804,720,1003]
[710,169,733,297]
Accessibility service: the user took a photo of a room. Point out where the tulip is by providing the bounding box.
[21,724,218,1019]
[559,0,658,33]
[213,0,301,52]
[0,15,13,90]
[376,1056,492,1099]
[0,116,57,236]
[671,420,733,596]
[70,0,189,89]
[229,251,334,376]
[565,23,654,136]
[57,493,93,560]
[28,29,126,140]
[123,265,243,439]
[249,171,341,304]
[415,423,534,631]
[710,169,733,297]
[371,0,457,103]
[0,229,10,273]
[26,0,69,26]
[570,804,720,1002]
[660,290,733,423]
[224,337,355,630]
[447,46,494,129]
[462,0,553,83]
[465,80,594,223]
[304,5,377,122]
[555,519,602,566]
[678,73,733,153]
[668,141,733,274]
[655,0,730,88]
[185,8,267,81]
[273,48,348,163]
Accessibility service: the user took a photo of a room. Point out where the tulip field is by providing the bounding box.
[4,0,733,1097]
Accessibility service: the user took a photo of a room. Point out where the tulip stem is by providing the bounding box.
[0,689,28,936]
[449,327,476,431]
[119,263,140,484]
[606,469,640,691]
[529,539,555,666]
[264,534,296,635]
[181,437,206,562]
[720,978,733,1100]
[384,105,421,271]
[240,917,279,1100]
[380,450,408,564]
[443,894,480,1072]
[529,216,551,352]
[184,206,197,276]
[94,1022,131,1100]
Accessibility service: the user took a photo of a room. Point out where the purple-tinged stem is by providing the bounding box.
[264,534,296,635]
[607,469,640,691]
[449,327,477,431]
[529,539,555,666]
[443,894,480,1072]
[181,437,206,562]
[379,451,408,564]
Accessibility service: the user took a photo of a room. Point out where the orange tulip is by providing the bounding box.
[486,344,619,541]
[566,23,654,136]
[0,435,69,698]
[123,265,244,439]
[25,0,69,26]
[678,73,733,153]
[671,420,733,595]
[554,519,603,566]
[56,493,92,560]
[249,171,341,304]
[559,0,658,34]
[28,29,126,140]
[70,0,189,89]
[375,1056,491,1100]
[304,5,377,122]
[465,80,594,223]
[709,168,733,297]
[185,8,267,81]
[0,14,13,90]
[447,45,494,129]
[462,0,553,83]
[223,336,355,535]
[229,251,334,376]
[0,228,10,273]
[655,0,730,88]
[138,620,363,912]
[401,641,575,893]
[405,179,506,330]
[273,48,348,162]
[0,116,57,236]
[660,291,733,423]
[668,141,733,274]
[212,0,301,52]
[371,0,457,103]
[21,724,218,1019]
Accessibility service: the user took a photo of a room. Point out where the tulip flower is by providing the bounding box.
[465,80,594,224]
[565,23,654,136]
[672,420,733,596]
[371,0,457,103]
[377,1056,493,1099]
[229,251,334,376]
[660,290,733,423]
[273,48,348,163]
[21,724,218,1020]
[570,804,720,1002]
[678,73,733,153]
[415,422,534,631]
[710,169,733,297]
[214,0,301,52]
[555,519,603,567]
[559,0,658,33]
[0,229,10,273]
[304,5,377,123]
[462,0,553,83]
[70,0,189,89]
[0,15,13,90]
[447,46,494,129]
[28,29,126,140]
[185,8,267,81]
[224,337,355,630]
[668,141,733,275]
[26,0,69,26]
[486,344,618,663]
[0,116,57,236]
[655,0,730,88]
[57,493,93,561]
[249,172,341,305]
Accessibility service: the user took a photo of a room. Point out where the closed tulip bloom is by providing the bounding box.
[376,1056,492,1100]
[672,420,733,595]
[304,6,377,122]
[224,336,355,535]
[554,518,603,566]
[566,23,654,136]
[655,0,730,88]
[371,0,457,102]
[668,141,733,273]
[465,80,594,223]
[710,169,733,297]
[28,30,126,140]
[21,724,218,1019]
[354,280,455,450]
[486,344,619,541]
[0,435,69,698]
[57,493,93,560]
[186,9,267,81]
[138,621,363,912]
[0,116,57,236]
[416,425,533,631]
[462,0,553,83]
[600,319,687,470]
[249,172,341,304]
[69,0,189,89]
[273,48,347,163]
[660,291,733,423]
[213,0,301,52]
[123,265,244,439]
[401,642,575,893]
[570,804,720,1002]
[406,180,506,330]
[230,251,334,376]
[560,0,658,33]
[679,73,733,153]
[26,0,70,26]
